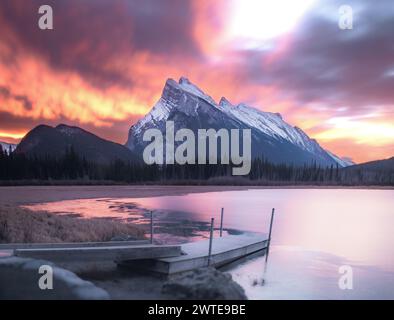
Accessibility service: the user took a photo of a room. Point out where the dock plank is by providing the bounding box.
[14,244,182,262]
[0,240,150,250]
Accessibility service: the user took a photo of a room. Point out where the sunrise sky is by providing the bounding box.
[0,0,393,163]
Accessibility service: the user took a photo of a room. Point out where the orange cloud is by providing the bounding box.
[0,48,157,127]
[191,0,231,58]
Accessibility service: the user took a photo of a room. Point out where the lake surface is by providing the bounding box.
[25,188,394,299]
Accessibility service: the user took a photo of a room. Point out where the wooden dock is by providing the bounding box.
[3,233,268,274]
[119,233,268,274]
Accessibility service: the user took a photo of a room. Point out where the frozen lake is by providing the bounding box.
[25,188,394,299]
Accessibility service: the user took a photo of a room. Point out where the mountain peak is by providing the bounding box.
[177,77,217,105]
[275,112,283,120]
[16,123,135,164]
[56,123,81,130]
[56,124,85,136]
[219,97,233,107]
[179,76,191,85]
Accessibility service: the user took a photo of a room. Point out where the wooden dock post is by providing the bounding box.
[266,208,275,260]
[219,208,224,237]
[208,218,214,266]
[263,208,275,284]
[150,211,154,244]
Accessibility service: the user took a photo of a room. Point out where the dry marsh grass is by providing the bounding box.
[0,205,145,243]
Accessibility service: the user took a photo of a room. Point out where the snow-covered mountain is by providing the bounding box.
[126,77,351,167]
[0,141,17,154]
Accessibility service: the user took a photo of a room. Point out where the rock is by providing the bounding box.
[162,267,247,300]
[0,257,110,299]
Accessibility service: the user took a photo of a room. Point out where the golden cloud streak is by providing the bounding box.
[0,131,27,140]
[315,117,394,147]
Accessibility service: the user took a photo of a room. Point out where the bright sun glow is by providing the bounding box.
[314,117,394,146]
[0,131,27,140]
[229,0,315,45]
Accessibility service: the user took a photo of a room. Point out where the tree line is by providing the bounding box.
[0,146,392,185]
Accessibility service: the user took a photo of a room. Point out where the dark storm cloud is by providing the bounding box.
[0,86,33,110]
[242,0,394,112]
[0,0,201,89]
[0,111,42,131]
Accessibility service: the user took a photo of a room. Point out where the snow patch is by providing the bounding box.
[0,142,17,154]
